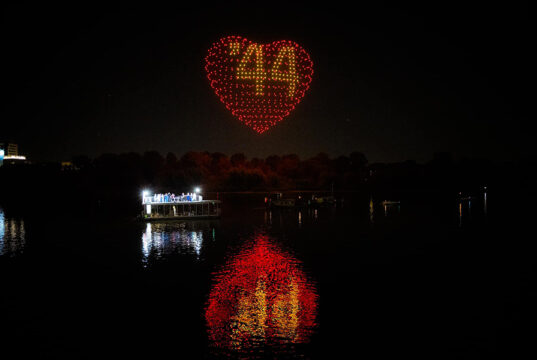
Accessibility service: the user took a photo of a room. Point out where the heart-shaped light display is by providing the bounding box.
[205,36,314,133]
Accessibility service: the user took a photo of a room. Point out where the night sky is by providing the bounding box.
[2,2,534,163]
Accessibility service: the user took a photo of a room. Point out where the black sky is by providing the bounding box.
[2,2,535,163]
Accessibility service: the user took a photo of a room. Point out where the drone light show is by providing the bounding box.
[205,234,318,353]
[205,36,314,133]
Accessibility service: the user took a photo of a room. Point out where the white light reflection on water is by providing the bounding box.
[0,211,3,244]
[468,199,472,217]
[458,202,463,227]
[0,209,26,257]
[369,196,374,224]
[141,222,212,266]
[484,190,488,215]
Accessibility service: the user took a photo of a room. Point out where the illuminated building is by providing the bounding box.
[0,142,27,165]
[61,161,74,170]
[6,143,18,156]
[3,155,27,161]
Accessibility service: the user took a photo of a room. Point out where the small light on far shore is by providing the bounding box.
[195,187,201,194]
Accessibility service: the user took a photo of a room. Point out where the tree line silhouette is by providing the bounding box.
[1,150,535,216]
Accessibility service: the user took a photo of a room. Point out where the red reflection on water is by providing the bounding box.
[205,234,318,351]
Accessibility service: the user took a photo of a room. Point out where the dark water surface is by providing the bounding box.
[1,191,536,359]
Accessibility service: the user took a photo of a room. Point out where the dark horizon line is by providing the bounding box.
[8,150,536,167]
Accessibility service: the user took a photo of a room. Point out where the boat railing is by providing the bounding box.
[143,196,216,204]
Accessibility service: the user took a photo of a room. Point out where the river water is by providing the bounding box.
[1,191,535,358]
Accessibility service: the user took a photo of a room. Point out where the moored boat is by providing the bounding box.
[381,200,400,206]
[266,193,296,208]
[308,195,336,207]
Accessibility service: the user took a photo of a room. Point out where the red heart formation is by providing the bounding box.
[205,36,314,133]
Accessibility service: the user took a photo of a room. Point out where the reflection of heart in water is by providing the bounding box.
[205,36,314,133]
[205,234,318,351]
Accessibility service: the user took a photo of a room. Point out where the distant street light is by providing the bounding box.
[195,187,201,194]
